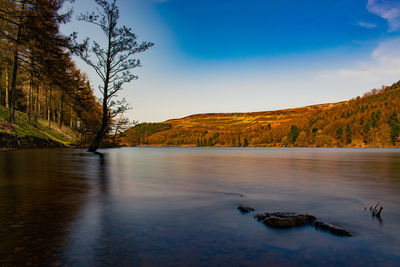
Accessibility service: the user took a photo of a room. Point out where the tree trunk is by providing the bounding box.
[88,17,117,153]
[38,100,40,118]
[0,68,2,106]
[69,106,73,128]
[88,96,107,152]
[112,123,120,146]
[5,66,9,108]
[27,72,32,123]
[48,86,52,127]
[58,92,63,130]
[88,79,109,152]
[9,6,24,123]
[34,83,39,122]
[44,85,47,121]
[9,43,19,123]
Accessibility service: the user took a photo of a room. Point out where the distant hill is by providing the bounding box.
[120,81,400,147]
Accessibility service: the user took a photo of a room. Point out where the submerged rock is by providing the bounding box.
[255,212,316,228]
[313,220,352,237]
[237,206,255,213]
[253,211,352,237]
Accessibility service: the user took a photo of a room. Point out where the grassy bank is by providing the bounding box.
[0,106,76,149]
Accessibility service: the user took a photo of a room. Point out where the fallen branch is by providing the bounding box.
[369,202,383,218]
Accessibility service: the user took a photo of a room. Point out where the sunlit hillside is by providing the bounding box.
[0,106,76,148]
[120,81,400,147]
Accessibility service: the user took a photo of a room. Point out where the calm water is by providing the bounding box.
[1,147,400,266]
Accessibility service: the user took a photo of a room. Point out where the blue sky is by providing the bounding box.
[61,0,400,122]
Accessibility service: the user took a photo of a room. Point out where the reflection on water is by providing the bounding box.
[1,148,400,266]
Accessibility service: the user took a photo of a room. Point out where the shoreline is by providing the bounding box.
[0,132,65,152]
[122,144,400,149]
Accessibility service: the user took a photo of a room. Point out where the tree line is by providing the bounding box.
[0,0,152,150]
[0,0,102,144]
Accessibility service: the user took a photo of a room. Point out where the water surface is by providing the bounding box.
[1,147,400,266]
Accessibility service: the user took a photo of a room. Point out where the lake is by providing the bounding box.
[1,147,400,266]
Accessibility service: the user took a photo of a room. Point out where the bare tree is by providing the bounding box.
[73,0,153,152]
[111,115,135,146]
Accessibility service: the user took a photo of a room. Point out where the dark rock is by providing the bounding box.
[255,212,316,229]
[251,210,353,237]
[313,220,352,237]
[237,206,255,213]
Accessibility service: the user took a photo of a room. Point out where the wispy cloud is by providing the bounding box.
[357,21,377,28]
[367,0,400,32]
[319,37,400,87]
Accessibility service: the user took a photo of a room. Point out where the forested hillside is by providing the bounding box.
[120,81,400,147]
[0,0,102,147]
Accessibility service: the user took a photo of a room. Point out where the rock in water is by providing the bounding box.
[237,206,255,213]
[255,212,316,229]
[313,220,352,237]
[250,210,353,237]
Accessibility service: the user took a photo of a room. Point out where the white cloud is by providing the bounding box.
[367,0,400,31]
[318,37,400,88]
[357,21,377,28]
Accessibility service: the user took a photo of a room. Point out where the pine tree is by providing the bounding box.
[336,125,343,143]
[288,125,300,144]
[363,121,371,144]
[345,124,352,144]
[208,137,213,146]
[243,137,249,147]
[388,111,400,145]
[371,112,378,128]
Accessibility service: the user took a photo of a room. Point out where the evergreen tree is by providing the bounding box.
[371,112,378,128]
[363,120,371,144]
[243,137,249,147]
[345,124,352,144]
[288,125,300,144]
[208,137,213,146]
[376,109,381,120]
[388,111,400,145]
[336,125,343,143]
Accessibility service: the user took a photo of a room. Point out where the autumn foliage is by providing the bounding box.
[0,0,102,145]
[120,81,400,147]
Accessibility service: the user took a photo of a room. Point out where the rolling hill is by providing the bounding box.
[120,81,400,147]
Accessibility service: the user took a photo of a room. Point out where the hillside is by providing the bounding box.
[120,81,400,148]
[0,106,76,150]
